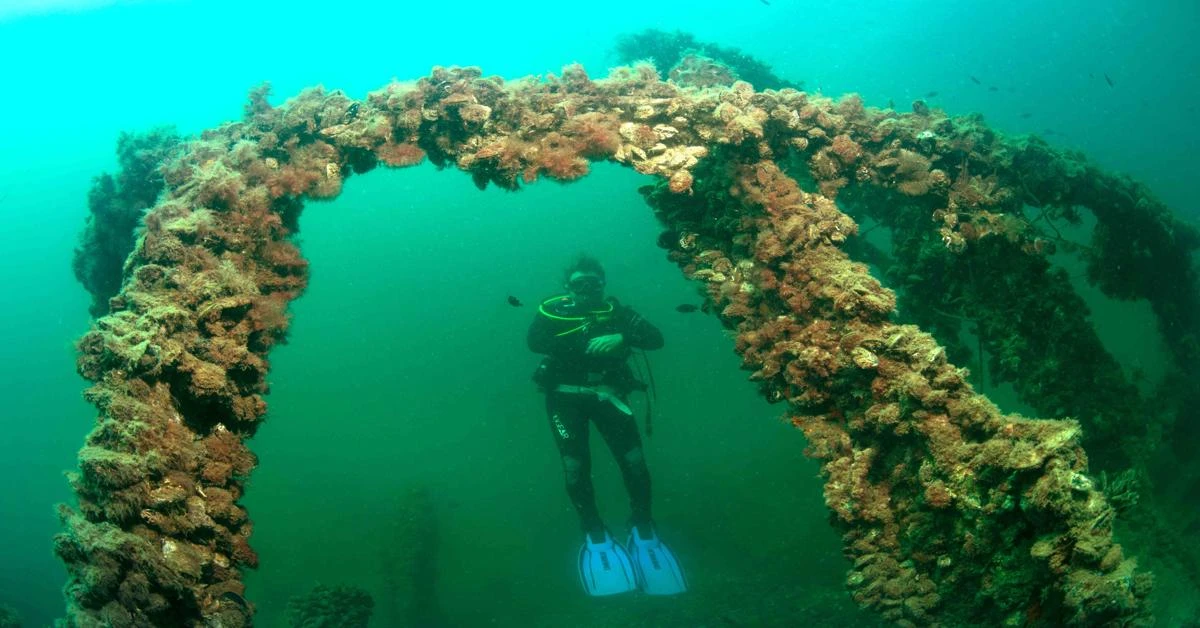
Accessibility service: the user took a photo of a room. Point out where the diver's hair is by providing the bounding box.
[563,254,606,283]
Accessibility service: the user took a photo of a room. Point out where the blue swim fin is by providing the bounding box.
[578,531,637,596]
[627,526,687,595]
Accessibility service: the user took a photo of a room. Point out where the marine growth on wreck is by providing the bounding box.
[62,60,1200,627]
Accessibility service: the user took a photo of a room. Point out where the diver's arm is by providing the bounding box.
[527,315,559,354]
[529,312,590,355]
[621,307,664,350]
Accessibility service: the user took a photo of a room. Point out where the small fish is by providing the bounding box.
[925,91,939,98]
[1020,112,1032,118]
[988,86,999,92]
[887,99,895,109]
[760,0,770,4]
[675,304,699,313]
[1042,128,1059,136]
[219,592,248,608]
[506,295,523,307]
[1104,73,1114,87]
[969,75,981,84]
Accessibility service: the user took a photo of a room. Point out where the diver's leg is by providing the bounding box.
[546,393,603,540]
[594,399,652,532]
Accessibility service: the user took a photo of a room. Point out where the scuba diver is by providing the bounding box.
[527,255,687,597]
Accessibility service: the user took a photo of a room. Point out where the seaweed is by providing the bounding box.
[72,127,181,316]
[615,28,803,91]
[286,584,373,628]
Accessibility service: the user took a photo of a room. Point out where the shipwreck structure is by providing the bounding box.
[61,63,1200,626]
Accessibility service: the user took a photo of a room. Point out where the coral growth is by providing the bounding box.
[652,156,1153,626]
[668,54,739,89]
[65,63,1197,626]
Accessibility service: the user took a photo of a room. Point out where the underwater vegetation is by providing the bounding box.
[0,604,21,628]
[59,55,1199,627]
[615,28,803,91]
[285,584,373,628]
[73,127,181,317]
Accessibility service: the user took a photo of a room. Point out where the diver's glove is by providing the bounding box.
[586,333,625,354]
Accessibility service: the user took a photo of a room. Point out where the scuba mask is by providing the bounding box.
[567,275,605,294]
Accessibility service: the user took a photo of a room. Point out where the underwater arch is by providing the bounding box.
[62,63,1199,626]
[236,161,848,626]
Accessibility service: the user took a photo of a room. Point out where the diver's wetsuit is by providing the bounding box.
[527,296,664,538]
